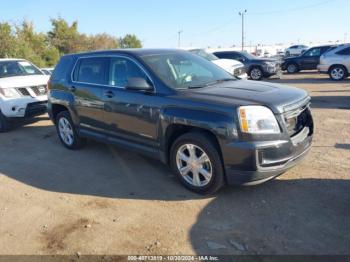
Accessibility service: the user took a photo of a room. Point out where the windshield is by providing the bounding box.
[189,49,218,61]
[141,52,235,90]
[0,60,43,78]
[240,51,257,60]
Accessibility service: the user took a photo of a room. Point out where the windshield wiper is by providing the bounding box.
[188,78,235,89]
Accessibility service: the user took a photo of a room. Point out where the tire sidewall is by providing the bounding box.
[170,133,224,194]
[0,110,9,133]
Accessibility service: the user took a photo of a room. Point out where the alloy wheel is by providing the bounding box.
[331,68,345,80]
[58,117,74,146]
[176,144,213,187]
[251,68,262,80]
[287,64,297,73]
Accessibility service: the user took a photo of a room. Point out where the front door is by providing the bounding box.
[102,56,160,148]
[300,48,321,70]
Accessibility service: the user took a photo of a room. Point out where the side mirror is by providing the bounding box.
[125,77,154,91]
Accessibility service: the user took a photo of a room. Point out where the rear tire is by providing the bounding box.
[170,132,225,195]
[329,65,347,81]
[55,111,86,149]
[0,111,9,133]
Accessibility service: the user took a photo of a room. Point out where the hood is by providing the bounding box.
[284,55,302,61]
[212,59,244,74]
[0,75,50,89]
[251,57,278,63]
[183,80,308,114]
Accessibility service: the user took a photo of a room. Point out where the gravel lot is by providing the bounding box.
[0,72,349,255]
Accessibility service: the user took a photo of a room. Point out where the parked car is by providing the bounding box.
[185,48,247,79]
[41,67,54,75]
[285,45,309,57]
[318,44,350,81]
[212,50,282,80]
[0,59,49,132]
[282,45,334,73]
[48,49,314,194]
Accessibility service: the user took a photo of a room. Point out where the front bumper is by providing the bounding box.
[223,132,313,185]
[1,96,47,118]
[263,65,282,78]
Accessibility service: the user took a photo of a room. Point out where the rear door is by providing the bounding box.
[71,56,108,132]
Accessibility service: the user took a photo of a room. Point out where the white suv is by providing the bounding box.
[0,59,49,132]
[285,45,309,57]
[318,44,350,81]
[182,48,248,79]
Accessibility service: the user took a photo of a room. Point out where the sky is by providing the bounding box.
[1,0,349,48]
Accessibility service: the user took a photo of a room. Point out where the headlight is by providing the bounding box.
[264,62,276,67]
[238,106,280,134]
[0,88,21,98]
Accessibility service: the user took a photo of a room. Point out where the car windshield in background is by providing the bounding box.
[241,51,258,60]
[0,60,43,78]
[141,52,235,90]
[190,49,219,61]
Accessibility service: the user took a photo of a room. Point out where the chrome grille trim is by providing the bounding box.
[283,96,311,113]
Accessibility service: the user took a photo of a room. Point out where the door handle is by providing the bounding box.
[104,90,115,98]
[69,86,76,92]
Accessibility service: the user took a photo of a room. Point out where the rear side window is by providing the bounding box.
[336,47,350,55]
[74,57,108,85]
[52,56,74,81]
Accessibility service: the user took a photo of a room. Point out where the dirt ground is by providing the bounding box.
[0,72,349,256]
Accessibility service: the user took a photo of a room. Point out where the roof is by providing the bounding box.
[63,48,188,58]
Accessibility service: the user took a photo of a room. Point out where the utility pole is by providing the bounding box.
[239,10,247,51]
[178,30,183,47]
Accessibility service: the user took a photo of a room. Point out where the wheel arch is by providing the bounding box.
[328,64,348,74]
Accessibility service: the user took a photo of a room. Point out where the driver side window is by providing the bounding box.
[109,57,149,87]
[304,48,321,57]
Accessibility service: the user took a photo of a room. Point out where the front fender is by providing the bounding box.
[159,106,238,150]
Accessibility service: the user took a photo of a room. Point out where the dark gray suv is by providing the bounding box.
[48,49,313,194]
[213,51,282,80]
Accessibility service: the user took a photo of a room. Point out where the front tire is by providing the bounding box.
[287,63,299,74]
[249,67,263,81]
[329,65,347,81]
[55,111,85,149]
[170,132,224,195]
[0,111,9,133]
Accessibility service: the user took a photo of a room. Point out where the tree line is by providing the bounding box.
[0,18,142,67]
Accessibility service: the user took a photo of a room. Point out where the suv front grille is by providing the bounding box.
[284,104,313,137]
[16,85,47,97]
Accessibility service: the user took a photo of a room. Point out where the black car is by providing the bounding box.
[213,51,281,80]
[48,49,313,194]
[282,45,334,73]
